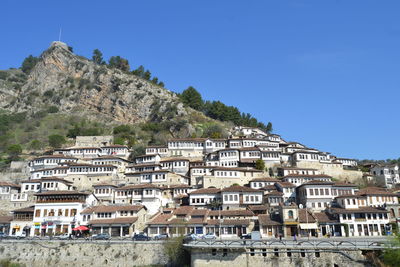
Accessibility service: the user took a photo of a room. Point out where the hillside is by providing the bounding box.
[0,42,273,166]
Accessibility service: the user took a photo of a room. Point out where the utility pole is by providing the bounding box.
[58,27,62,42]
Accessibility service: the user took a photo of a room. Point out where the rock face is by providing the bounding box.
[0,41,187,124]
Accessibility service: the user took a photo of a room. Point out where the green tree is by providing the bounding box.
[180,86,203,110]
[158,81,165,87]
[163,236,190,266]
[6,144,22,161]
[92,49,105,65]
[48,134,66,148]
[269,168,274,177]
[382,233,400,266]
[143,70,151,80]
[255,159,265,171]
[132,65,145,77]
[151,77,159,84]
[266,122,273,133]
[108,56,130,72]
[29,140,43,150]
[21,55,39,74]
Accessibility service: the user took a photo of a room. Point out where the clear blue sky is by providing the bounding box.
[1,1,399,160]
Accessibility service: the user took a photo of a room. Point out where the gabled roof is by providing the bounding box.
[258,214,282,225]
[221,185,261,193]
[250,177,279,182]
[35,190,89,196]
[189,187,221,195]
[89,217,138,225]
[12,206,35,213]
[82,205,144,214]
[0,182,20,188]
[208,210,254,217]
[298,209,317,223]
[275,182,296,188]
[330,207,390,214]
[313,212,338,223]
[207,219,250,226]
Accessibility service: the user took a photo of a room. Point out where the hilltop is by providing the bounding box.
[0,42,271,166]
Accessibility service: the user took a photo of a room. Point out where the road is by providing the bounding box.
[185,236,398,250]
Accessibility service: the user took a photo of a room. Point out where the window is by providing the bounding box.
[288,210,294,219]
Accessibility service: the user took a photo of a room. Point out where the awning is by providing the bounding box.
[299,223,318,230]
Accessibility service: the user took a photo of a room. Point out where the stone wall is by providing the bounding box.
[0,241,168,267]
[190,247,374,267]
[295,161,363,183]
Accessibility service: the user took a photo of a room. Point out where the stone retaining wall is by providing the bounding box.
[0,241,168,267]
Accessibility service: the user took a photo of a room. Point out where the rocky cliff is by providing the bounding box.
[0,41,191,124]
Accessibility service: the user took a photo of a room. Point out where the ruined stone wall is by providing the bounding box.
[0,240,168,267]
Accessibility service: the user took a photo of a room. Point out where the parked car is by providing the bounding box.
[132,233,151,241]
[10,231,26,239]
[240,233,252,239]
[202,233,217,240]
[54,233,71,240]
[154,233,169,240]
[0,232,8,239]
[183,233,200,242]
[92,233,110,240]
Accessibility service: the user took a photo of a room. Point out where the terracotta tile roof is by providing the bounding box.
[20,179,42,183]
[313,212,338,223]
[35,190,89,196]
[40,177,73,183]
[0,182,20,187]
[276,182,296,188]
[356,187,398,196]
[211,167,263,172]
[260,185,277,191]
[89,217,138,225]
[330,207,390,214]
[208,210,254,217]
[298,209,317,223]
[82,205,144,214]
[187,218,206,224]
[189,188,221,194]
[332,182,357,187]
[266,191,284,196]
[282,174,332,178]
[12,206,35,213]
[250,177,279,182]
[173,206,194,215]
[34,155,77,160]
[248,205,269,211]
[116,184,162,190]
[207,219,250,226]
[147,214,174,225]
[299,180,334,186]
[101,145,128,148]
[190,209,209,216]
[221,185,261,193]
[0,216,13,223]
[126,170,170,175]
[258,214,282,225]
[93,182,118,187]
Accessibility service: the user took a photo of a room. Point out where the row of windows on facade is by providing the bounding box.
[161,161,187,167]
[341,213,388,220]
[301,188,353,196]
[33,159,75,165]
[35,208,77,217]
[115,189,158,197]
